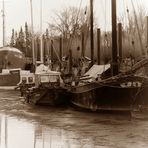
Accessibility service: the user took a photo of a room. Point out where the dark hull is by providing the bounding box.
[0,72,20,87]
[0,47,26,70]
[26,87,69,106]
[70,82,148,111]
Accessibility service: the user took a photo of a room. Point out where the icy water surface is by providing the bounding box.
[0,90,148,148]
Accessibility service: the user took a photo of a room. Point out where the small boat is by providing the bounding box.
[23,64,68,106]
[0,68,20,89]
[0,68,34,90]
[0,46,34,89]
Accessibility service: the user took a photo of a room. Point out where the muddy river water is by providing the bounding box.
[0,90,148,148]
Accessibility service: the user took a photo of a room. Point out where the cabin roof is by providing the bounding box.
[84,64,110,77]
[0,46,22,54]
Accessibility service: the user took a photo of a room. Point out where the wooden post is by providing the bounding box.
[59,36,62,71]
[34,38,37,61]
[118,23,122,63]
[111,0,118,76]
[40,35,44,63]
[90,0,94,67]
[44,35,46,61]
[51,40,54,70]
[145,16,148,73]
[30,0,36,71]
[69,49,72,74]
[146,16,148,51]
[81,32,84,57]
[42,35,45,63]
[131,0,145,56]
[97,28,101,65]
[45,29,50,61]
[37,38,40,61]
[2,0,5,46]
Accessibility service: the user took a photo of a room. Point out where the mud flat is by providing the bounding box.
[0,90,148,148]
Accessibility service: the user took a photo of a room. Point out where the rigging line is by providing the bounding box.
[51,40,63,67]
[100,0,107,32]
[123,0,128,28]
[75,0,83,24]
[100,0,105,20]
[131,0,145,56]
[102,0,108,66]
[125,1,133,55]
[122,0,128,50]
[104,0,107,32]
[133,77,146,105]
[135,0,145,34]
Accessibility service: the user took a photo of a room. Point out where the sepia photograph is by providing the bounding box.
[0,0,148,147]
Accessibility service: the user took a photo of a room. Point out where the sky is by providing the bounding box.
[0,0,148,47]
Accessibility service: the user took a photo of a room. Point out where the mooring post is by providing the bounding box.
[146,16,148,54]
[111,0,118,76]
[69,49,73,74]
[81,32,84,58]
[97,28,101,65]
[118,23,122,63]
[90,0,94,67]
[59,36,62,71]
[51,40,54,70]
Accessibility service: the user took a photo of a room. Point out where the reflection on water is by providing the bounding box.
[1,90,148,148]
[0,114,96,148]
[1,113,148,148]
[0,115,34,148]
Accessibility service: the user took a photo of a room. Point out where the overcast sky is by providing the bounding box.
[0,0,148,47]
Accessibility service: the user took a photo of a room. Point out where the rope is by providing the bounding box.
[51,40,63,67]
[131,0,145,56]
[104,0,107,32]
[102,0,111,66]
[132,75,147,105]
[125,1,138,60]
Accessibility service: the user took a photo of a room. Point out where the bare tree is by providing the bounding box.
[48,6,90,39]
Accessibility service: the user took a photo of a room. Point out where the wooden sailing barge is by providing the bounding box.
[69,67,148,111]
[68,0,148,111]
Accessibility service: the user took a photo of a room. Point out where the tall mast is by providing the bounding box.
[2,0,5,46]
[118,23,122,63]
[111,0,118,76]
[146,16,148,55]
[90,0,94,66]
[40,0,43,63]
[30,0,36,68]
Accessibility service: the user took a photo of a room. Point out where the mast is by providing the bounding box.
[118,23,122,63]
[90,0,94,66]
[111,0,118,76]
[59,36,62,71]
[146,16,148,54]
[2,0,5,46]
[97,28,101,65]
[81,32,84,57]
[40,0,43,63]
[30,0,36,69]
[131,0,145,57]
[51,40,54,70]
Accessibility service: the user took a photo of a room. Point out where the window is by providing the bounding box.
[22,77,27,83]
[28,77,33,83]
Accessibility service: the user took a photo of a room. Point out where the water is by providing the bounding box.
[0,90,148,148]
